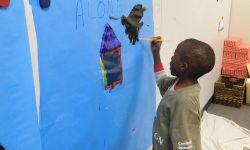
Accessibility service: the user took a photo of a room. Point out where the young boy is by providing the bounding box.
[151,37,215,150]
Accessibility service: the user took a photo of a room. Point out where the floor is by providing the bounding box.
[207,103,250,130]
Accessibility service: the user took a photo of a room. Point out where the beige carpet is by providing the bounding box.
[207,103,250,130]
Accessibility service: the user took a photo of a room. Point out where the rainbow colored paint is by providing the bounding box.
[100,24,123,90]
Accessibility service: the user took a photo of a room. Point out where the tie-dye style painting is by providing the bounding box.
[100,24,122,90]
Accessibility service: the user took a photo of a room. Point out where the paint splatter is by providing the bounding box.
[121,4,145,45]
[100,23,123,90]
[40,0,51,9]
[0,0,10,8]
[109,16,119,20]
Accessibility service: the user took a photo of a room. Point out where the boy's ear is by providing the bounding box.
[180,62,188,71]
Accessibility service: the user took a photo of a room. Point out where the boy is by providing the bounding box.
[151,37,215,150]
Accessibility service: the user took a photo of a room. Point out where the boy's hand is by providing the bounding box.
[150,36,162,54]
[150,36,163,65]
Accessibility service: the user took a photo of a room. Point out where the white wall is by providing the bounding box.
[24,0,40,120]
[152,0,232,109]
[229,0,250,43]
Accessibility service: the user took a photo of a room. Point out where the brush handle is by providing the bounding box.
[140,37,166,42]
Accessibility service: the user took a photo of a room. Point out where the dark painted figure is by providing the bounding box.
[0,145,5,150]
[121,4,145,45]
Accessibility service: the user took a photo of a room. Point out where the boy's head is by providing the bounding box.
[170,39,215,79]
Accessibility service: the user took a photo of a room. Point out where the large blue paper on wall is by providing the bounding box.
[30,0,155,149]
[0,1,42,150]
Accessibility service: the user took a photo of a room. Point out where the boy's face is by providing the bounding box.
[170,49,181,77]
[170,48,186,77]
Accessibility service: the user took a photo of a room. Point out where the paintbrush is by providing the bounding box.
[139,37,166,42]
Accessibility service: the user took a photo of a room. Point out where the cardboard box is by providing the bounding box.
[223,50,235,59]
[224,38,242,50]
[235,44,250,61]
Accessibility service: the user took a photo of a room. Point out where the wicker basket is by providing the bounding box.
[214,76,246,107]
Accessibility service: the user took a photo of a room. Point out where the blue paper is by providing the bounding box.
[0,1,42,150]
[30,0,155,149]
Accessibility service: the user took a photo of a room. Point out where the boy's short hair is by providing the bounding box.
[177,39,215,79]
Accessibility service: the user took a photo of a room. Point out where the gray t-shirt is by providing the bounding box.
[153,76,202,150]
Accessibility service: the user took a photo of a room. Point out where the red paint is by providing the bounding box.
[0,0,10,8]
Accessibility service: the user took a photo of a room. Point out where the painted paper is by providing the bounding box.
[30,0,155,149]
[0,1,42,150]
